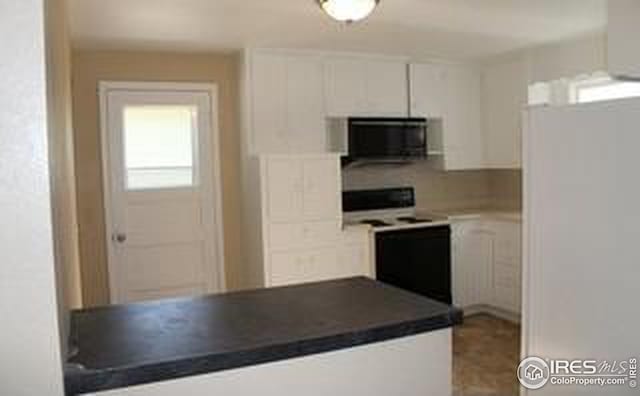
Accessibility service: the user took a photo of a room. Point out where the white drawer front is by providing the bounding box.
[269,248,338,287]
[340,227,370,246]
[269,221,340,251]
[301,221,340,246]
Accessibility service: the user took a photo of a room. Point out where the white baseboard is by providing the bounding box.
[461,304,521,324]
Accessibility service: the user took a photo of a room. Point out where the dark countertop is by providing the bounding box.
[65,277,462,395]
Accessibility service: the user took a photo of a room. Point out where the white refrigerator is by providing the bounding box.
[523,98,639,395]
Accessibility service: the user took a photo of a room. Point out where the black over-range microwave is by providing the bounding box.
[328,117,428,165]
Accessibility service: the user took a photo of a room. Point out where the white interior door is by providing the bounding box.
[101,83,225,304]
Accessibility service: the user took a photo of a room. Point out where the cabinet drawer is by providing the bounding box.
[269,248,337,287]
[269,221,340,251]
[340,227,371,245]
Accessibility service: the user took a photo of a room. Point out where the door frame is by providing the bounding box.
[99,81,226,303]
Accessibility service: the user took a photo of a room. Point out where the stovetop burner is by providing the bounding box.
[397,216,434,224]
[359,217,435,228]
[360,219,393,227]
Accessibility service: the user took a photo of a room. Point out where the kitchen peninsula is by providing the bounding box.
[65,277,461,395]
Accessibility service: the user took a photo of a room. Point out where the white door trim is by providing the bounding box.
[99,81,227,303]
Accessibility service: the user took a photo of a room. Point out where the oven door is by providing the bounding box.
[375,225,452,304]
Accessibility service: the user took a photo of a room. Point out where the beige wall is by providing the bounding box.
[489,170,522,210]
[479,32,607,86]
[46,0,81,362]
[72,50,243,307]
[342,163,521,212]
[343,163,492,211]
[526,32,606,83]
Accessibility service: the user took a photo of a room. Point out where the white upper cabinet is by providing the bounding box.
[324,58,367,117]
[409,63,447,119]
[365,60,409,116]
[409,63,484,170]
[608,0,640,79]
[444,66,485,170]
[249,51,326,154]
[325,57,408,117]
[481,58,526,169]
[251,53,287,154]
[286,56,327,153]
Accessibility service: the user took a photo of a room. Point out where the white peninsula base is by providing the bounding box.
[89,329,452,396]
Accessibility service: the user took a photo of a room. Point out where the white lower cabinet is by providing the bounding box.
[452,222,494,308]
[250,154,372,288]
[268,231,371,288]
[335,227,373,279]
[452,218,522,316]
[270,249,334,287]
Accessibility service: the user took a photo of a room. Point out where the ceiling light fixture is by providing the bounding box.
[317,0,380,24]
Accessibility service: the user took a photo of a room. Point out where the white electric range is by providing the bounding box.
[343,188,450,232]
[342,187,453,305]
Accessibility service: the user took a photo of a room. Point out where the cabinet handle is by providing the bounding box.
[112,232,127,244]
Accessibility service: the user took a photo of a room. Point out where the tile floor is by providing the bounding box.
[453,314,521,396]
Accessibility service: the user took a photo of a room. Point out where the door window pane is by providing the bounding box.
[123,105,196,190]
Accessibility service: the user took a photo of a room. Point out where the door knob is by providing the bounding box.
[113,233,127,243]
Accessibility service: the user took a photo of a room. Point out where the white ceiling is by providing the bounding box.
[68,0,607,60]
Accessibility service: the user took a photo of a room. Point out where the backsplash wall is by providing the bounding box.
[342,163,521,211]
[489,170,522,210]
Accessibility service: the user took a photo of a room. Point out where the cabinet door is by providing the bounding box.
[443,66,485,170]
[324,58,367,117]
[251,53,287,154]
[452,223,494,307]
[286,56,327,153]
[302,157,341,220]
[482,59,526,169]
[270,220,340,251]
[265,157,303,222]
[365,60,408,116]
[489,221,522,313]
[493,260,521,313]
[409,63,447,118]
